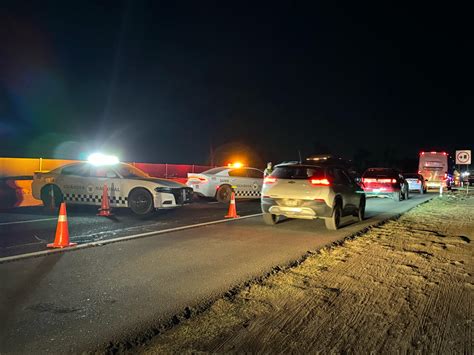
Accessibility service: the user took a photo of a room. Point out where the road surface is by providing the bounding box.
[0,193,433,353]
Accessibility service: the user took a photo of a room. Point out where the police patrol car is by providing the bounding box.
[32,159,193,215]
[186,165,264,202]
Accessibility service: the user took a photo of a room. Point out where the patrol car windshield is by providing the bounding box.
[272,166,325,179]
[115,164,150,178]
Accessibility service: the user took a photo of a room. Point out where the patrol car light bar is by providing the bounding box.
[87,153,119,166]
[228,162,244,168]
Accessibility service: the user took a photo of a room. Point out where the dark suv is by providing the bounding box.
[361,168,409,201]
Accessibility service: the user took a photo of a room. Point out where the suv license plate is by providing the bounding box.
[286,199,298,206]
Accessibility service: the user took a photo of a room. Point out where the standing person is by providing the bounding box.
[264,162,273,177]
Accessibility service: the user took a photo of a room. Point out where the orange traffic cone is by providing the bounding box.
[97,184,113,217]
[225,191,240,218]
[47,202,77,248]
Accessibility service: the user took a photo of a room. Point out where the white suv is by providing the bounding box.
[261,163,365,230]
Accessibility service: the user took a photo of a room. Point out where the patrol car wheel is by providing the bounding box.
[40,185,63,208]
[216,185,232,203]
[129,188,154,215]
[325,202,342,230]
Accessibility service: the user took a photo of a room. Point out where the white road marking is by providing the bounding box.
[0,213,263,263]
[0,218,56,226]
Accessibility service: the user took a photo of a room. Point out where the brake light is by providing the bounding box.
[362,178,376,183]
[442,152,447,156]
[377,178,397,183]
[444,173,447,180]
[420,152,425,155]
[263,176,277,184]
[310,178,330,186]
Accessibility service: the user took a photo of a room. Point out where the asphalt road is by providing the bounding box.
[0,193,434,353]
[0,200,261,258]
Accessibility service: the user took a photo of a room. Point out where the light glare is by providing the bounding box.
[87,153,119,166]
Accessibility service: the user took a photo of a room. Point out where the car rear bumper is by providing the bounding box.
[407,183,422,191]
[261,197,332,219]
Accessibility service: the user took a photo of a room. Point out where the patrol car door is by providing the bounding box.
[57,163,91,205]
[88,166,124,207]
[228,168,251,198]
[246,168,264,198]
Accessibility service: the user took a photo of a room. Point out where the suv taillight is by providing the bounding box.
[263,176,277,184]
[310,178,331,186]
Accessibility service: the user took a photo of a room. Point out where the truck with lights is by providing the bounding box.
[418,151,449,189]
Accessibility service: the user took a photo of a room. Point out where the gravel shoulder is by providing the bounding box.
[142,193,473,353]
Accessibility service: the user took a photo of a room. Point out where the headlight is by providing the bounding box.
[155,187,173,192]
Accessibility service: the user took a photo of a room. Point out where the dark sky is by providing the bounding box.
[0,1,472,167]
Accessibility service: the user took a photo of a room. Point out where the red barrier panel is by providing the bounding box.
[133,163,214,178]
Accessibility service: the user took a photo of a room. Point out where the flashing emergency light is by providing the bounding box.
[87,153,119,166]
[228,162,244,168]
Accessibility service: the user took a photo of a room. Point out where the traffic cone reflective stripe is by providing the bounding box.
[225,192,240,218]
[97,184,113,217]
[47,202,77,248]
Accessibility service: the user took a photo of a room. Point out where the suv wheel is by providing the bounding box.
[325,202,341,230]
[357,196,365,221]
[262,212,279,225]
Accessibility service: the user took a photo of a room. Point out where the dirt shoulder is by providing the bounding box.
[142,193,473,353]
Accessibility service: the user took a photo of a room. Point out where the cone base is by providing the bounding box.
[225,215,240,218]
[97,210,113,217]
[47,242,77,248]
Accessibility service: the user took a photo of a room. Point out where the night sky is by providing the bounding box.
[1,1,472,169]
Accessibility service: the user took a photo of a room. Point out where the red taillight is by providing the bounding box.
[310,178,331,186]
[442,152,447,156]
[362,178,376,183]
[420,152,425,155]
[377,178,397,183]
[263,176,277,184]
[198,177,208,182]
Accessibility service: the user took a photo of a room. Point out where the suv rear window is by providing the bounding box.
[363,169,397,178]
[272,166,325,179]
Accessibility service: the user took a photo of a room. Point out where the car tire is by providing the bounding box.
[41,185,63,208]
[262,212,279,225]
[325,202,342,230]
[392,191,401,202]
[129,188,154,215]
[357,196,365,221]
[216,185,232,203]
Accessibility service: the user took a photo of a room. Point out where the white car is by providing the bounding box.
[32,162,193,215]
[187,166,264,202]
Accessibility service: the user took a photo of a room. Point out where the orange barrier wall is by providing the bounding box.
[0,157,214,208]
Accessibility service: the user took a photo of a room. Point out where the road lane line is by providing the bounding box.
[0,213,263,263]
[0,218,56,226]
